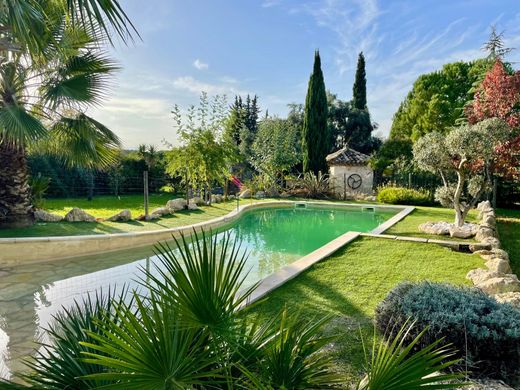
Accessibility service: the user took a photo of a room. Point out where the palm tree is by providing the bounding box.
[0,0,138,228]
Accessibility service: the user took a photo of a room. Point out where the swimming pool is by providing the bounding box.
[0,203,398,379]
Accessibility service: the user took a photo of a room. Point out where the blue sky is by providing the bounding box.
[90,0,520,148]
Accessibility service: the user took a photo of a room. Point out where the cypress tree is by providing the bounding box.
[223,96,244,147]
[302,50,329,174]
[352,52,367,110]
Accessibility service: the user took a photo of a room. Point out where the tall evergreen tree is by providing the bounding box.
[352,52,367,110]
[224,96,244,147]
[302,51,329,174]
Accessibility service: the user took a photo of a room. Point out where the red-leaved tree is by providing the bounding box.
[465,59,520,181]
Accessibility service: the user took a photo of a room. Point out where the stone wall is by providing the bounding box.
[466,201,520,308]
[329,165,374,196]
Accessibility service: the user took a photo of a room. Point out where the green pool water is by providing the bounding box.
[0,204,397,379]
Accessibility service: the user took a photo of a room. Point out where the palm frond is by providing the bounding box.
[0,105,48,145]
[1,0,46,54]
[43,113,120,169]
[41,51,119,109]
[357,322,466,390]
[18,288,127,389]
[81,292,222,389]
[145,230,258,336]
[66,0,140,44]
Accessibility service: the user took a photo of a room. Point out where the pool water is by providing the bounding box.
[0,205,396,379]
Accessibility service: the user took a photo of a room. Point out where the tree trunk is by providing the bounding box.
[0,141,34,228]
[453,170,465,227]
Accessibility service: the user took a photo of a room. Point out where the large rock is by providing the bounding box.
[481,236,501,249]
[475,274,520,295]
[211,194,223,203]
[485,258,512,274]
[449,223,478,239]
[190,196,205,206]
[239,189,251,198]
[166,198,187,211]
[255,191,266,198]
[494,292,520,309]
[187,200,199,210]
[418,221,451,235]
[64,208,96,222]
[466,268,501,285]
[34,210,63,222]
[151,207,172,216]
[477,200,493,218]
[481,213,496,228]
[266,186,279,198]
[476,226,497,242]
[106,209,132,222]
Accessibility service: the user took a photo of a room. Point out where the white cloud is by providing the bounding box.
[193,59,209,70]
[172,76,248,96]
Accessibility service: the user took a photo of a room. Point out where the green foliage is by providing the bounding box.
[413,118,512,225]
[19,289,127,389]
[370,139,413,172]
[375,282,520,381]
[302,51,330,175]
[344,108,381,154]
[390,59,492,141]
[357,321,463,390]
[29,174,50,208]
[298,171,330,198]
[353,52,367,110]
[168,93,234,199]
[251,117,301,182]
[376,186,432,206]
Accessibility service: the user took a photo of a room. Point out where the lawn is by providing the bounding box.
[497,208,520,275]
[0,195,248,238]
[385,205,478,241]
[247,236,485,384]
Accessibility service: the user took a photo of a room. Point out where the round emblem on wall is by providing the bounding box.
[347,174,362,190]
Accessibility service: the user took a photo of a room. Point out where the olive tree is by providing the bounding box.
[413,118,511,226]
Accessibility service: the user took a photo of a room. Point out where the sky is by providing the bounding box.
[89,0,520,149]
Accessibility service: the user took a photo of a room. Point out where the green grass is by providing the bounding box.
[247,236,485,384]
[497,208,520,275]
[385,206,478,241]
[0,196,248,238]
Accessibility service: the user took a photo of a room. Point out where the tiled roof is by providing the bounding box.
[326,146,370,166]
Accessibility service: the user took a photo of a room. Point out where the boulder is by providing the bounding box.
[34,210,63,222]
[469,243,492,252]
[449,223,478,239]
[228,194,235,200]
[481,236,501,249]
[475,226,497,242]
[187,200,198,210]
[239,189,252,198]
[418,221,451,235]
[477,200,493,218]
[151,207,172,216]
[485,258,512,274]
[106,209,132,222]
[463,379,514,390]
[280,192,291,198]
[64,207,96,222]
[481,213,496,228]
[190,196,205,206]
[494,292,520,309]
[211,194,223,203]
[255,191,266,198]
[166,198,187,211]
[136,213,160,221]
[475,274,520,294]
[466,268,501,285]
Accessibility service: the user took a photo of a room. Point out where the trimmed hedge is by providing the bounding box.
[375,282,520,382]
[376,186,431,206]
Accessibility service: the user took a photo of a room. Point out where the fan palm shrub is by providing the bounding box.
[0,0,137,228]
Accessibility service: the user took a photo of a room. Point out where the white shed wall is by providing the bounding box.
[329,165,374,196]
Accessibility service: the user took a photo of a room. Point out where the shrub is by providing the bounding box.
[375,282,520,381]
[376,186,431,205]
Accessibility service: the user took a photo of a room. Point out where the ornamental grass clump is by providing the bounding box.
[375,282,520,382]
[376,186,432,206]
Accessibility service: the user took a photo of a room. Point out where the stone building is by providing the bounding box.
[326,146,374,196]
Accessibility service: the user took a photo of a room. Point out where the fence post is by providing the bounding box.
[343,173,347,200]
[143,170,149,220]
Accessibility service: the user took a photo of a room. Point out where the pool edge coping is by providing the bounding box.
[0,201,412,265]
